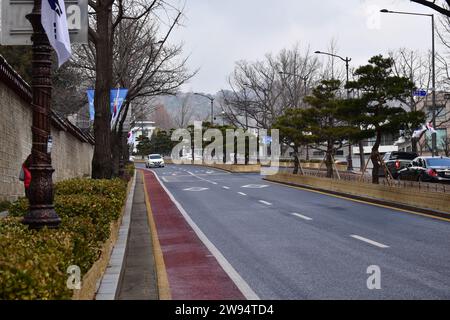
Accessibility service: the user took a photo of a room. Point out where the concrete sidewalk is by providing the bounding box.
[115,172,158,300]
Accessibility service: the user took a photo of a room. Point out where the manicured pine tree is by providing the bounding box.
[274,108,311,174]
[346,55,425,184]
[302,79,362,178]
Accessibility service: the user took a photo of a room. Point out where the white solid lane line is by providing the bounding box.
[238,192,247,196]
[258,200,272,206]
[291,213,313,221]
[350,235,390,249]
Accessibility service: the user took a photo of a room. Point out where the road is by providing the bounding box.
[137,163,450,299]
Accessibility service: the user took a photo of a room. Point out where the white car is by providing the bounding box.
[146,154,165,168]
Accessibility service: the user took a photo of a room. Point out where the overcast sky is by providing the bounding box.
[168,0,447,94]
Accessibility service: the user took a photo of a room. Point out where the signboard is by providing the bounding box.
[1,0,88,45]
[414,89,427,97]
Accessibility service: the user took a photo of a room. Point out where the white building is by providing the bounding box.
[130,120,156,153]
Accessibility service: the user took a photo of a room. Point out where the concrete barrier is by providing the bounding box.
[205,163,261,173]
[265,173,450,216]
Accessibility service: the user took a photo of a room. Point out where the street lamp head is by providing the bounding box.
[314,51,321,54]
[380,9,390,13]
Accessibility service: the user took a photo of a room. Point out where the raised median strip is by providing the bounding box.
[264,173,450,221]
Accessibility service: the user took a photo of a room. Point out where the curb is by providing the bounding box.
[95,173,136,300]
[142,170,172,300]
[264,178,450,222]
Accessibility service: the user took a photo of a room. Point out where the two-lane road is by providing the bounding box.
[139,163,450,299]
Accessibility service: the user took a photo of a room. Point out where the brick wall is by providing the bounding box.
[0,57,94,202]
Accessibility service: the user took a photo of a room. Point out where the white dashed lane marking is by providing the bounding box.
[350,235,390,249]
[291,213,313,221]
[258,200,272,206]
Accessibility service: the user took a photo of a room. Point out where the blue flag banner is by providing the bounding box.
[87,88,129,126]
[87,89,95,121]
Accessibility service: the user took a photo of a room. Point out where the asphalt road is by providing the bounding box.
[138,163,450,299]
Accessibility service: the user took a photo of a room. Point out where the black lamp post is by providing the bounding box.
[22,0,61,229]
[380,8,437,156]
[315,50,353,171]
[194,93,215,125]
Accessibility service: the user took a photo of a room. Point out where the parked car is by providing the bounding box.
[379,151,418,179]
[145,154,165,168]
[397,156,450,183]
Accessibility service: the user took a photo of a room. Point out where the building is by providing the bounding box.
[130,120,156,153]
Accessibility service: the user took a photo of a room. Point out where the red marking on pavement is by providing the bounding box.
[142,170,245,300]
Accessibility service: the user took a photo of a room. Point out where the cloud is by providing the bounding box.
[168,0,444,94]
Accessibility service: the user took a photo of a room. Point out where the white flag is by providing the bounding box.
[41,0,72,67]
[412,125,426,139]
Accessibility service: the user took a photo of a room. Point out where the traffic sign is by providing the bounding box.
[414,89,427,97]
[1,0,88,45]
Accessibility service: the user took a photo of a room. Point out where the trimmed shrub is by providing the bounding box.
[0,201,11,212]
[0,178,128,300]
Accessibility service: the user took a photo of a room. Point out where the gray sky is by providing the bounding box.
[168,0,446,94]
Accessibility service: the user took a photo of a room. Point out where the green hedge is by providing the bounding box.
[0,178,128,300]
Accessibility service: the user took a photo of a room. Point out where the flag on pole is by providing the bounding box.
[87,89,95,121]
[41,0,72,67]
[412,122,437,138]
[412,125,426,139]
[110,88,128,128]
[426,122,437,134]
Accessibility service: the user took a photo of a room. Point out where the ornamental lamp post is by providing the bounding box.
[22,0,61,229]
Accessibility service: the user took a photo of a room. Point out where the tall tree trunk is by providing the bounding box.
[326,140,333,178]
[111,131,120,177]
[371,130,382,184]
[92,4,113,179]
[411,137,418,153]
[293,144,299,174]
[358,140,365,172]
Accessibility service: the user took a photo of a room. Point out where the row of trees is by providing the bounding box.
[74,0,194,178]
[274,56,425,184]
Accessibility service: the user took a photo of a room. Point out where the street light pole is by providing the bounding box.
[315,51,354,171]
[22,0,61,229]
[194,93,214,125]
[380,9,437,156]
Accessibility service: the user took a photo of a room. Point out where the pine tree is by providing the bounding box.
[303,79,362,178]
[346,55,425,184]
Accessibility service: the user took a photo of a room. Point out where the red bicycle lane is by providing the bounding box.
[142,169,245,300]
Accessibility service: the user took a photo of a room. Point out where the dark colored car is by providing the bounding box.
[379,151,418,179]
[398,156,450,183]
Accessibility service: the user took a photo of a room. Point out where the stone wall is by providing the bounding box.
[0,56,94,202]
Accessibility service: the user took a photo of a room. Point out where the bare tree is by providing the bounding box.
[223,45,321,130]
[173,94,195,127]
[75,0,194,176]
